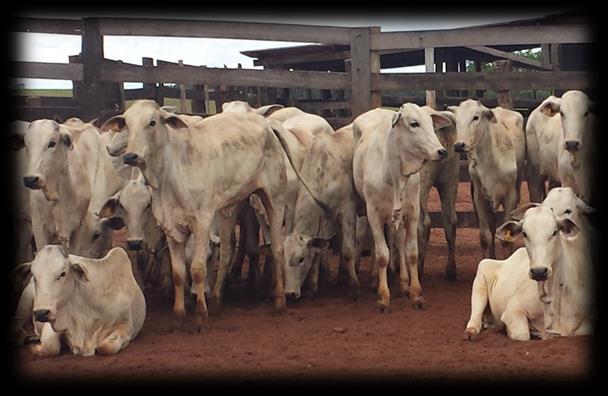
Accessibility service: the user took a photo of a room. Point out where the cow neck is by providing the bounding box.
[543,229,593,336]
[293,184,325,238]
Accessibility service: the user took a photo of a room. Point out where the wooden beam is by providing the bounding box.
[12,17,82,35]
[10,61,83,81]
[101,62,351,90]
[98,18,354,45]
[350,27,373,118]
[493,60,514,109]
[372,71,596,91]
[425,48,436,109]
[466,45,551,70]
[371,24,593,50]
[81,18,104,120]
[541,44,551,69]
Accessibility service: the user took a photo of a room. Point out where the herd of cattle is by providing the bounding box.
[8,89,596,358]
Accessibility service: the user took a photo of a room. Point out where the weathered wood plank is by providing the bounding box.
[81,18,104,120]
[98,18,354,45]
[297,100,350,111]
[101,62,351,90]
[12,17,82,35]
[11,106,83,121]
[350,27,372,118]
[382,95,542,109]
[371,24,593,50]
[372,71,595,91]
[10,61,83,81]
[425,47,436,109]
[466,45,551,70]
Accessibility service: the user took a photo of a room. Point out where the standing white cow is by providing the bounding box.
[12,245,145,356]
[353,105,450,311]
[101,100,291,330]
[450,100,525,259]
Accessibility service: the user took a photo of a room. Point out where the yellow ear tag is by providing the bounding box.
[504,230,513,242]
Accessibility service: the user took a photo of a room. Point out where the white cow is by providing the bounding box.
[221,100,284,116]
[101,100,291,330]
[353,105,450,311]
[281,124,358,300]
[450,100,525,259]
[12,245,145,356]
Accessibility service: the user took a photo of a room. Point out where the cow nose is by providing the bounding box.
[123,153,139,165]
[285,292,299,301]
[565,140,580,152]
[530,267,549,281]
[23,176,40,189]
[454,142,465,153]
[127,240,143,251]
[33,309,50,322]
[437,148,448,159]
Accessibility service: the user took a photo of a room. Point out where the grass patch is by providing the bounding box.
[13,89,73,98]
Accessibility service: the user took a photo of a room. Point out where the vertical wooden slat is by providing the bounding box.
[425,47,436,109]
[474,61,485,98]
[370,27,382,110]
[142,57,156,100]
[81,18,103,120]
[493,60,514,110]
[541,44,551,69]
[350,27,372,118]
[178,60,187,112]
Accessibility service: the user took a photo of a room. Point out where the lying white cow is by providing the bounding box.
[353,105,450,311]
[13,245,145,356]
[101,100,292,329]
[450,100,525,259]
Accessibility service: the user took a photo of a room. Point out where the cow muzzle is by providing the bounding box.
[530,266,549,281]
[285,291,301,301]
[564,140,581,152]
[23,175,43,190]
[127,239,143,251]
[454,142,467,153]
[434,148,448,160]
[33,309,51,322]
[123,152,143,166]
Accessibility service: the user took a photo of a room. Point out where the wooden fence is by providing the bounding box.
[10,16,597,228]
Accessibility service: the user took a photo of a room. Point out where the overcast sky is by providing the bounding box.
[12,11,557,89]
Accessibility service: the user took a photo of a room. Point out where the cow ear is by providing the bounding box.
[430,113,452,131]
[103,217,125,230]
[98,197,120,218]
[391,111,402,128]
[87,118,99,127]
[307,237,330,250]
[496,220,523,243]
[69,262,89,281]
[255,104,283,117]
[575,196,596,215]
[447,106,458,113]
[9,133,25,151]
[588,101,598,116]
[510,203,540,221]
[11,261,32,280]
[162,115,189,130]
[100,115,126,133]
[483,109,497,124]
[53,114,64,124]
[60,131,74,150]
[558,218,580,239]
[221,102,229,112]
[540,100,560,118]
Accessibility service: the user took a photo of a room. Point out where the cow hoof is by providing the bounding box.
[463,328,479,341]
[376,303,389,314]
[170,311,187,333]
[412,297,425,310]
[347,288,360,302]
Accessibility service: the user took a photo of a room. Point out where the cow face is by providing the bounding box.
[70,212,124,259]
[282,233,329,300]
[98,178,153,251]
[542,187,596,226]
[23,245,88,326]
[390,103,449,174]
[450,99,496,153]
[497,206,580,282]
[23,120,73,191]
[559,91,594,153]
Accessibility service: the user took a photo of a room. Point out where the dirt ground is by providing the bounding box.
[13,182,595,385]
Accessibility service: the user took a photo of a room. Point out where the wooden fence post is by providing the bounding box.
[370,27,382,110]
[493,59,514,109]
[81,18,104,120]
[178,60,187,112]
[350,27,373,118]
[68,54,82,104]
[142,57,156,100]
[425,47,437,109]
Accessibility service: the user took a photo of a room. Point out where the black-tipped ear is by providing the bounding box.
[98,197,120,219]
[60,132,74,150]
[391,112,402,128]
[307,237,330,250]
[255,104,284,116]
[53,114,64,124]
[484,109,497,124]
[510,203,540,221]
[558,218,580,238]
[70,262,89,281]
[103,217,125,230]
[162,115,189,130]
[100,115,126,133]
[496,220,523,243]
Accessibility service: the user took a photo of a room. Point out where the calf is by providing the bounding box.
[353,106,450,311]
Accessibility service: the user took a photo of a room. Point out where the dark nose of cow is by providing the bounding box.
[33,309,50,322]
[285,292,298,301]
[565,140,580,152]
[127,240,143,251]
[23,176,40,189]
[454,142,465,153]
[123,153,139,165]
[437,148,448,159]
[530,267,549,281]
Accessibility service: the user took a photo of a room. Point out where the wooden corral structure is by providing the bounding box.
[10,12,597,228]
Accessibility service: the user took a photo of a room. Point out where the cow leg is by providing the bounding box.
[416,204,431,282]
[472,181,495,259]
[210,209,237,317]
[464,260,494,340]
[10,278,35,347]
[501,302,532,341]
[96,322,132,355]
[341,209,360,300]
[30,322,61,357]
[366,207,391,312]
[404,207,424,309]
[499,192,519,259]
[230,223,247,282]
[438,181,458,281]
[166,236,188,331]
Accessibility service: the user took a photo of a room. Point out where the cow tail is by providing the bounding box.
[269,123,332,218]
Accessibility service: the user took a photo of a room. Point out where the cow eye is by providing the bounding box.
[57,271,66,280]
[149,120,157,127]
[92,232,101,241]
[410,121,420,128]
[146,202,152,209]
[472,115,479,121]
[564,208,572,214]
[552,230,558,237]
[298,257,304,265]
[48,141,56,148]
[522,231,527,239]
